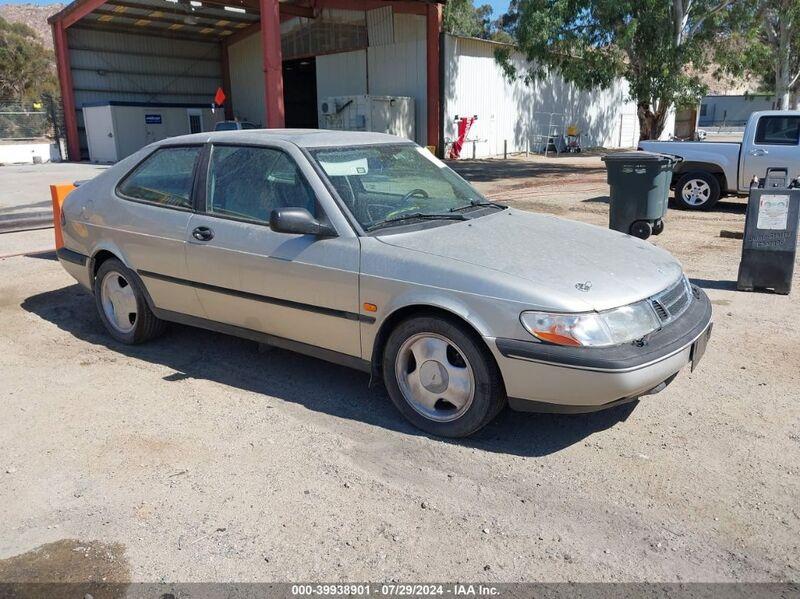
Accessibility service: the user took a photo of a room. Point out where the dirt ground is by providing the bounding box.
[0,155,798,584]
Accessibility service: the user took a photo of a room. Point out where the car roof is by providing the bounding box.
[157,129,411,149]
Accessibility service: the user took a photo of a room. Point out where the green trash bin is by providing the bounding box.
[601,151,680,240]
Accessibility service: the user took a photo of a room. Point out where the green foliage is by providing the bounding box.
[444,0,494,38]
[501,0,738,136]
[716,0,800,106]
[0,16,58,101]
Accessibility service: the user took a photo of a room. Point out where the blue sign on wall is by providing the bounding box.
[145,114,162,124]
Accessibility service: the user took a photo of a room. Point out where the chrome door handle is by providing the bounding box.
[750,149,768,156]
[192,226,214,241]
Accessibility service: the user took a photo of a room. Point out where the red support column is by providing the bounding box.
[259,0,285,128]
[426,3,442,154]
[52,21,80,161]
[220,43,234,120]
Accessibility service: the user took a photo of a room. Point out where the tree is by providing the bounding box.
[443,0,494,39]
[0,16,57,102]
[499,0,736,139]
[718,0,800,109]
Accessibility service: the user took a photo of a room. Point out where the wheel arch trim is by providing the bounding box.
[673,164,727,192]
[88,242,133,285]
[367,296,494,386]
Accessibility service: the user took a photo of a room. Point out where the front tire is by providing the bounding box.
[675,171,721,210]
[382,315,506,437]
[94,258,165,344]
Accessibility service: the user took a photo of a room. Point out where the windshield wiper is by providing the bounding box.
[366,212,468,232]
[449,199,507,212]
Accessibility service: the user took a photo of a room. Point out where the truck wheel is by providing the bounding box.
[629,220,653,240]
[383,315,506,438]
[675,172,721,210]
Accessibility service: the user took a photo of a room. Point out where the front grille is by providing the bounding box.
[651,277,692,326]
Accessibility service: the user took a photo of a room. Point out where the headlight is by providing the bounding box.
[520,300,661,348]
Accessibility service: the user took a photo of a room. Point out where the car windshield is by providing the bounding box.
[309,144,502,231]
[215,122,239,131]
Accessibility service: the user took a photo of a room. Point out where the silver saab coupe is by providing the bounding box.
[56,130,712,437]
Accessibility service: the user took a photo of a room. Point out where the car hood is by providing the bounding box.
[375,209,683,312]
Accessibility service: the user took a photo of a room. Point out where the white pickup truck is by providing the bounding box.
[640,110,800,210]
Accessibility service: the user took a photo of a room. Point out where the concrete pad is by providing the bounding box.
[0,228,56,259]
[0,162,108,217]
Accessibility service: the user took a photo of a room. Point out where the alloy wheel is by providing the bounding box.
[394,333,475,422]
[681,179,711,206]
[100,271,138,334]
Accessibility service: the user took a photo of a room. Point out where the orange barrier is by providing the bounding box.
[50,183,75,250]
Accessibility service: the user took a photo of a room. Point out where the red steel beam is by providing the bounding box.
[61,0,111,29]
[426,2,441,152]
[260,0,285,127]
[52,21,81,161]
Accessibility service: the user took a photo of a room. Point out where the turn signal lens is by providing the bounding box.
[520,300,660,348]
[363,303,378,312]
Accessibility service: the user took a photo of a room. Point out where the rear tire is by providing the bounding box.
[382,315,506,438]
[652,219,665,235]
[94,258,166,344]
[630,220,653,240]
[675,171,721,210]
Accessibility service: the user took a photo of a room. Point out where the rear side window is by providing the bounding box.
[755,116,800,145]
[117,147,200,209]
[205,145,316,223]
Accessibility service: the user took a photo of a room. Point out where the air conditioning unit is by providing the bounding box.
[320,95,415,141]
[320,99,337,116]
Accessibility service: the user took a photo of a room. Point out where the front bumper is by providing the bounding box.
[489,285,713,413]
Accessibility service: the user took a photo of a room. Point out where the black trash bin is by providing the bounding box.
[602,151,680,239]
[737,168,800,295]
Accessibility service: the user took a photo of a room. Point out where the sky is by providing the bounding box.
[0,0,59,4]
[484,0,510,16]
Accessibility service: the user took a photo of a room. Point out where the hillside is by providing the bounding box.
[0,3,64,51]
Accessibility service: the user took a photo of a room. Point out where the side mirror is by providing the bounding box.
[269,208,337,237]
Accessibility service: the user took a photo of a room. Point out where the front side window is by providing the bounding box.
[117,146,200,209]
[309,144,496,231]
[755,116,800,145]
[206,145,316,223]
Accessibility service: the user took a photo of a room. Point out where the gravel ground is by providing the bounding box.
[0,155,798,584]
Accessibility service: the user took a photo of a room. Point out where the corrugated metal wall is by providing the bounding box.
[442,35,675,157]
[367,38,426,144]
[316,49,368,125]
[68,28,222,106]
[314,11,427,144]
[68,27,222,154]
[228,33,266,125]
[225,9,428,143]
[365,6,394,46]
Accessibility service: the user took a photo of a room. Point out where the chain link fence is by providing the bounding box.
[0,96,64,142]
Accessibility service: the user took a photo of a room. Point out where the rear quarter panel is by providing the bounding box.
[639,140,741,192]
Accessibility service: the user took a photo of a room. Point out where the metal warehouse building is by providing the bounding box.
[49,0,670,162]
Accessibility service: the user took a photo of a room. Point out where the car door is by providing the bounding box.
[183,142,362,358]
[113,144,205,317]
[741,114,800,187]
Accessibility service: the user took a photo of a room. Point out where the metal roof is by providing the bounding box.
[50,0,443,43]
